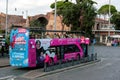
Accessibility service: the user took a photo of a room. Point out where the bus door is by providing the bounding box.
[10,28,29,67]
[28,39,36,67]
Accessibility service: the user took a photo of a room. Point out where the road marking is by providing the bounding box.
[0,75,16,80]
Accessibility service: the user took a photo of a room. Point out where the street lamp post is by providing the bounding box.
[5,0,8,39]
[54,0,57,31]
[108,0,111,37]
[26,10,28,27]
[53,0,57,38]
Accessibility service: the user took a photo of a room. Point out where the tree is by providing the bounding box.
[50,1,75,26]
[29,19,43,27]
[98,4,117,19]
[50,0,97,37]
[78,0,97,37]
[111,12,120,30]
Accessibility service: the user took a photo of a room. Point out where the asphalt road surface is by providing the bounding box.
[0,46,120,80]
[36,46,120,80]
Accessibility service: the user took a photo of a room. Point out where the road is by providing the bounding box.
[36,46,120,80]
[0,66,38,80]
[0,46,120,80]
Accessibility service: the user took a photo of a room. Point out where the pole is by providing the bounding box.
[26,10,28,19]
[108,0,111,37]
[5,0,8,39]
[26,10,28,27]
[54,0,57,31]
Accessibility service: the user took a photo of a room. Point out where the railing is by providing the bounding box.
[44,53,97,72]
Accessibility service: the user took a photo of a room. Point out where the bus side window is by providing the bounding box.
[56,46,61,59]
[64,45,79,53]
[73,45,80,52]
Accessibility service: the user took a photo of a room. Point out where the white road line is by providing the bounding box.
[0,75,16,80]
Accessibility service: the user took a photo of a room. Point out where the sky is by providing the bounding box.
[0,0,120,18]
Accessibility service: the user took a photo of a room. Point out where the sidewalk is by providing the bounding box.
[20,59,100,79]
[0,56,10,68]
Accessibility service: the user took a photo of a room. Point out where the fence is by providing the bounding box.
[44,53,97,72]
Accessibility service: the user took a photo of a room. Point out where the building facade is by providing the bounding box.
[1,12,120,44]
[93,18,116,44]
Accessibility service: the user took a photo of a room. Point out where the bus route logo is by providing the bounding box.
[18,28,26,33]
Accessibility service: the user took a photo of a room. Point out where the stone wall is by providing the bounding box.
[0,12,26,30]
[27,12,70,31]
[0,12,70,32]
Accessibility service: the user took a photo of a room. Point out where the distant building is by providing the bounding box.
[92,18,120,44]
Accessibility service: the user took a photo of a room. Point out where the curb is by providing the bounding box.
[37,59,101,78]
[0,65,10,68]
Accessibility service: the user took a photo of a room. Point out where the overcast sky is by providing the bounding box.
[0,0,120,18]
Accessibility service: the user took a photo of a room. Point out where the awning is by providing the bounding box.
[110,35,120,38]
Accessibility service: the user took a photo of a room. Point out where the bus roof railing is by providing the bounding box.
[28,27,85,34]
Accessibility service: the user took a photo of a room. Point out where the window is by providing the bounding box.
[64,44,80,53]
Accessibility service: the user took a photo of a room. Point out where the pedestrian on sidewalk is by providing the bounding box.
[1,43,5,56]
[5,42,9,54]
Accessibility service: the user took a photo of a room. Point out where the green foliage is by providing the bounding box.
[5,35,10,45]
[30,19,43,27]
[50,0,97,37]
[78,0,97,37]
[111,12,120,30]
[98,4,117,15]
[0,30,5,34]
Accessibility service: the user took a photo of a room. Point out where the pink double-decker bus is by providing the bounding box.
[10,28,90,67]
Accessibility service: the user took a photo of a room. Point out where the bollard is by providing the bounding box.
[65,60,68,67]
[91,54,94,61]
[72,58,74,66]
[44,62,47,72]
[49,62,54,71]
[80,58,83,63]
[95,53,97,60]
[59,60,62,68]
[87,55,90,62]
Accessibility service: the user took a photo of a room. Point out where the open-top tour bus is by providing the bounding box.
[10,28,90,67]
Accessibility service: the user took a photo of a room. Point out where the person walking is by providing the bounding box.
[1,43,5,56]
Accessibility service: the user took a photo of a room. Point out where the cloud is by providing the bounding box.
[0,0,6,11]
[9,0,54,10]
[0,0,55,16]
[0,0,120,17]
